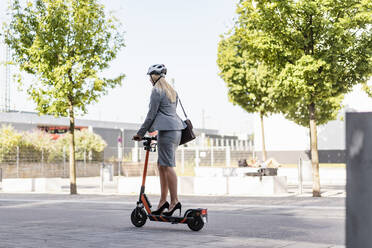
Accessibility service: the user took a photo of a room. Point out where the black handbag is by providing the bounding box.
[178,97,196,145]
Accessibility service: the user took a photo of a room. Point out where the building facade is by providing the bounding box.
[0,111,251,160]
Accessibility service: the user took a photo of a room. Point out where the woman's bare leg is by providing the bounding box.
[166,167,179,209]
[157,164,168,208]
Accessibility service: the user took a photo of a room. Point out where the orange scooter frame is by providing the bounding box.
[130,137,207,231]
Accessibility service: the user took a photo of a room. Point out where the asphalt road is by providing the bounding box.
[0,194,345,248]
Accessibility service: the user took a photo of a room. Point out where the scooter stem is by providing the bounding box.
[141,149,150,187]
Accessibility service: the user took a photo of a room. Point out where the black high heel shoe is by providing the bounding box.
[163,202,182,216]
[151,201,169,215]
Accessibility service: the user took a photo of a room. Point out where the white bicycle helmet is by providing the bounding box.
[147,64,167,76]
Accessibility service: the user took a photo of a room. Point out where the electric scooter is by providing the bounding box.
[130,137,208,231]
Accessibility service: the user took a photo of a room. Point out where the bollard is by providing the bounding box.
[346,112,372,248]
[225,146,231,167]
[297,158,303,194]
[211,146,214,167]
[100,163,104,193]
[195,147,200,167]
[16,146,19,178]
[63,146,66,177]
[41,148,44,176]
[83,149,87,176]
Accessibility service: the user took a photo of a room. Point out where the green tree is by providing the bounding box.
[0,125,22,149]
[22,129,54,162]
[235,0,371,196]
[56,129,107,161]
[362,80,372,97]
[4,0,125,194]
[217,32,278,161]
[0,125,22,162]
[23,130,54,151]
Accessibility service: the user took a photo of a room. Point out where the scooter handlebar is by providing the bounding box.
[142,136,157,142]
[142,136,157,152]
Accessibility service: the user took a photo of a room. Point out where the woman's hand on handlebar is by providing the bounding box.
[132,134,142,141]
[149,131,158,137]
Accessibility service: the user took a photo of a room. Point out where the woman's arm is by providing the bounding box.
[136,88,161,137]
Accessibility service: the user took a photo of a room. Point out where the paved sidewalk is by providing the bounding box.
[0,194,345,248]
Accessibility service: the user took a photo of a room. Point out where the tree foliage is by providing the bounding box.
[4,0,125,116]
[235,0,371,126]
[0,125,22,151]
[218,31,279,161]
[362,80,372,98]
[23,129,54,151]
[217,26,278,117]
[55,129,106,160]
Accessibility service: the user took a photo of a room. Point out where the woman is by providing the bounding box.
[132,64,186,216]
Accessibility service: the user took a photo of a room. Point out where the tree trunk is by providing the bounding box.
[69,104,77,194]
[260,113,267,162]
[309,103,321,197]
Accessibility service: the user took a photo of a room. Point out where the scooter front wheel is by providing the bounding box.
[131,207,147,227]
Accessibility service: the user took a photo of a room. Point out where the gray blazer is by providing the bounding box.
[137,87,186,137]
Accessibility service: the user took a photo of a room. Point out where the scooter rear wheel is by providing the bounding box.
[186,212,204,231]
[131,208,147,227]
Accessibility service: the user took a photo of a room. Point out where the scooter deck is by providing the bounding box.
[147,214,190,224]
[147,208,208,224]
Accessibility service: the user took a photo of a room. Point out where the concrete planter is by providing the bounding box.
[118,176,287,196]
[194,167,259,177]
[193,177,228,195]
[117,177,140,194]
[1,175,289,195]
[118,176,166,195]
[2,178,63,193]
[227,176,287,195]
[195,166,346,186]
[278,167,346,185]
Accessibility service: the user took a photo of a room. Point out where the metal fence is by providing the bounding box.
[0,146,104,178]
[0,145,253,178]
[105,145,253,177]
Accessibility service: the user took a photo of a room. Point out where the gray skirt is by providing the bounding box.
[157,130,182,167]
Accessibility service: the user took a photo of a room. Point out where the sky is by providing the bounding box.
[1,0,256,137]
[1,0,372,138]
